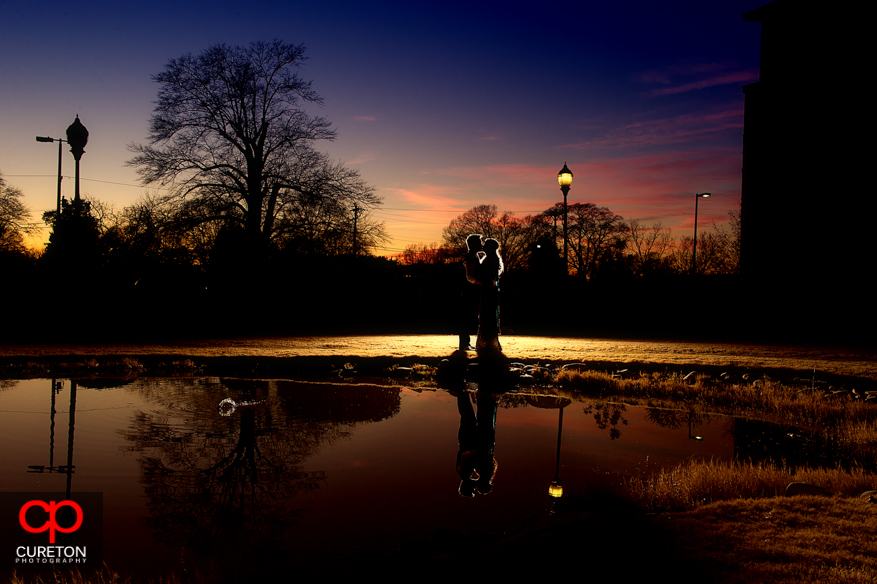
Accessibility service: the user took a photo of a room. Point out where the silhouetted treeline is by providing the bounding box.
[0,192,862,344]
[0,192,397,341]
[401,203,740,280]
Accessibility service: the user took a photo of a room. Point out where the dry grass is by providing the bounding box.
[5,564,173,584]
[659,496,877,584]
[623,459,877,512]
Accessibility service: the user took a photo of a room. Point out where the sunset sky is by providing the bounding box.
[0,0,762,255]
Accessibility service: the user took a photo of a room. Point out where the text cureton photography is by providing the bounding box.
[0,492,102,573]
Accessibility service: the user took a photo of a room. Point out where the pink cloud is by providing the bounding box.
[354,115,376,122]
[635,62,737,85]
[346,153,377,164]
[577,150,741,228]
[386,185,471,211]
[377,148,742,251]
[651,71,759,96]
[562,108,743,150]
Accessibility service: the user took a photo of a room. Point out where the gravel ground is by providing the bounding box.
[1,335,875,380]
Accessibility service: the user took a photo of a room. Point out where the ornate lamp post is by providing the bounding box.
[557,163,573,271]
[65,115,89,203]
[35,135,67,215]
[692,192,711,275]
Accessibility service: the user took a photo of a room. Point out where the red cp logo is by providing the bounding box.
[19,500,83,543]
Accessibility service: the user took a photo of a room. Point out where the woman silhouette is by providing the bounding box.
[476,238,503,351]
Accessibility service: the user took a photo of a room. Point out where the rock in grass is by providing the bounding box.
[859,490,877,502]
[785,482,832,497]
[561,363,589,371]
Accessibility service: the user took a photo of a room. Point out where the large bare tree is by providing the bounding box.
[128,40,380,257]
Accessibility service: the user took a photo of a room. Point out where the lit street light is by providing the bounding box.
[692,192,711,275]
[557,163,573,272]
[35,135,67,215]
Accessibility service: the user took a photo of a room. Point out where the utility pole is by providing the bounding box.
[352,203,361,256]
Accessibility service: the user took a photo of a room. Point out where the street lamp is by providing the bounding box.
[65,115,89,203]
[35,135,67,215]
[557,163,573,271]
[692,193,711,275]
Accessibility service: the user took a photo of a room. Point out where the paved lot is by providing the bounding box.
[2,335,875,380]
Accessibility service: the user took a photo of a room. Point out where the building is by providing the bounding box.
[740,0,871,339]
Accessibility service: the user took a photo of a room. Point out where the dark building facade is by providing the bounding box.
[740,1,872,339]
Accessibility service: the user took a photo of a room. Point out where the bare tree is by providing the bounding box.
[128,40,381,258]
[672,224,737,275]
[0,171,38,253]
[563,203,628,278]
[627,219,674,276]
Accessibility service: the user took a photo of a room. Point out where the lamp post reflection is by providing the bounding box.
[688,410,704,441]
[549,404,565,511]
[539,395,571,513]
[28,379,77,498]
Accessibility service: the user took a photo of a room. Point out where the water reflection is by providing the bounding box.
[584,402,628,440]
[455,390,497,497]
[121,379,401,578]
[26,380,76,495]
[646,407,707,441]
[0,376,765,580]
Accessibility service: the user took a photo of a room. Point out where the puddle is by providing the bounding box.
[0,376,812,578]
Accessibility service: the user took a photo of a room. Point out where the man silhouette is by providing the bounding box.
[459,234,484,351]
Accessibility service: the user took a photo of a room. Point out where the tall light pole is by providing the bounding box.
[65,115,88,203]
[35,135,67,215]
[692,192,711,275]
[557,163,573,272]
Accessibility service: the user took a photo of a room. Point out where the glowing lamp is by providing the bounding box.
[548,478,563,498]
[557,163,573,187]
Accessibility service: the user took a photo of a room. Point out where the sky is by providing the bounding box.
[0,0,763,256]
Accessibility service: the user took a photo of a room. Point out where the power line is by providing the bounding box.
[7,174,157,190]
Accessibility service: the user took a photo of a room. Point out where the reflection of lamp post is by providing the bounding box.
[65,116,89,203]
[688,410,703,441]
[28,379,77,497]
[548,399,567,511]
[557,163,573,271]
[692,192,711,275]
[35,135,67,215]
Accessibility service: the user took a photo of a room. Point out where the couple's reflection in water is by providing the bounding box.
[455,384,498,497]
[437,347,516,498]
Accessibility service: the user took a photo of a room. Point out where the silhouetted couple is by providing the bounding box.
[459,234,504,351]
